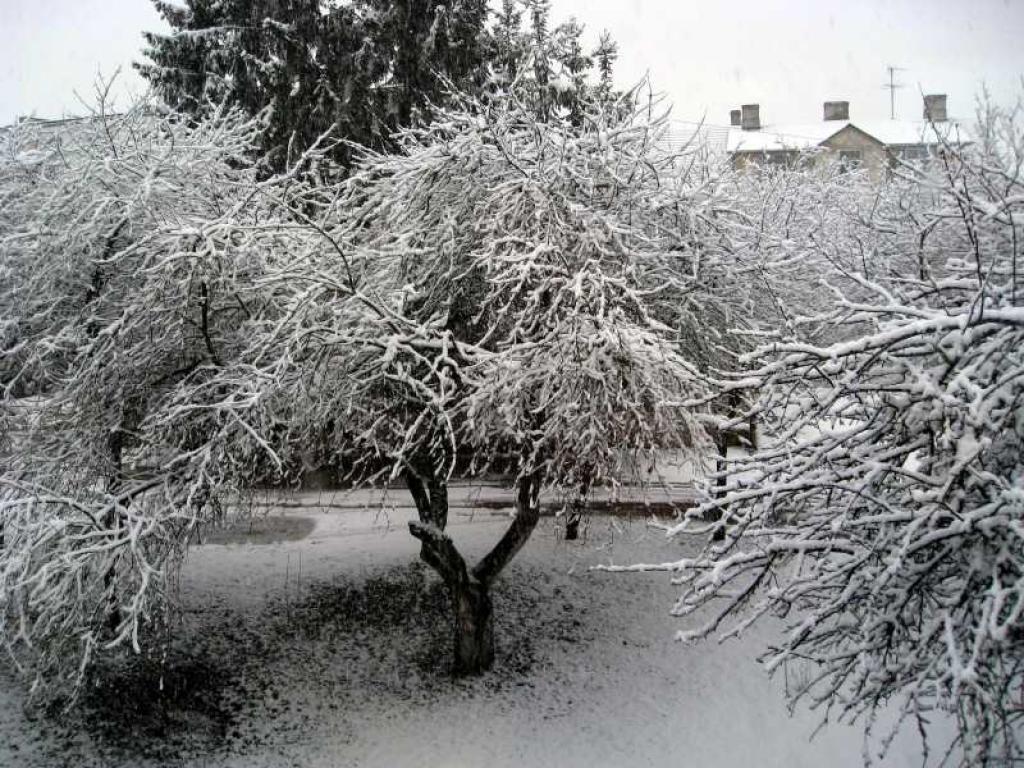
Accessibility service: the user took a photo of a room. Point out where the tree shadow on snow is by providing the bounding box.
[42,561,588,764]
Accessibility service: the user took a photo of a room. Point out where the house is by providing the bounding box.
[726,94,967,178]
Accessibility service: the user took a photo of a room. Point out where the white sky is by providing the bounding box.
[1,1,164,123]
[550,0,1024,126]
[1,0,1023,126]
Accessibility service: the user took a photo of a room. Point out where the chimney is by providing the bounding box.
[923,94,947,122]
[823,100,849,121]
[730,109,741,127]
[741,103,760,131]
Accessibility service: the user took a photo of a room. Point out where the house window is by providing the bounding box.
[901,146,929,161]
[765,151,791,166]
[838,149,862,170]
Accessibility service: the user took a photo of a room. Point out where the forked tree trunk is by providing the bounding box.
[407,467,542,675]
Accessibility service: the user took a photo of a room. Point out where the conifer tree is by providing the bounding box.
[593,30,619,105]
[137,0,490,169]
[551,17,591,124]
[491,0,527,90]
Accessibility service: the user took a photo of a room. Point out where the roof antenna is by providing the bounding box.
[882,65,906,119]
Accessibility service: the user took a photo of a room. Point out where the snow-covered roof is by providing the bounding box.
[661,121,731,155]
[854,119,969,146]
[726,122,836,153]
[727,119,969,154]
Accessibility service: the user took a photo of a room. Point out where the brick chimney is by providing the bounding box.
[741,104,760,131]
[823,100,849,121]
[730,109,741,127]
[923,94,947,122]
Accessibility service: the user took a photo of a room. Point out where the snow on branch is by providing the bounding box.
[0,90,346,702]
[628,93,1024,766]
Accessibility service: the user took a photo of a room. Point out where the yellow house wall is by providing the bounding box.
[730,124,896,180]
[819,125,888,180]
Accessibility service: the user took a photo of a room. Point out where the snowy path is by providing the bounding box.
[1,498,938,767]
[246,480,703,512]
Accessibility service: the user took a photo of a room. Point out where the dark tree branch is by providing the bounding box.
[408,519,468,587]
[472,469,543,587]
[199,282,222,367]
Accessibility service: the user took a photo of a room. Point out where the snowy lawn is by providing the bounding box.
[1,490,936,767]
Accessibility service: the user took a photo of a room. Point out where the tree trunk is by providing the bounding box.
[104,425,125,635]
[564,512,581,541]
[710,429,728,542]
[565,465,592,541]
[451,579,494,674]
[407,466,543,675]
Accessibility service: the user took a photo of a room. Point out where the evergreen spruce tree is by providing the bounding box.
[139,0,618,166]
[491,0,526,89]
[137,0,490,170]
[525,0,552,118]
[493,2,618,125]
[551,17,591,124]
[593,30,619,105]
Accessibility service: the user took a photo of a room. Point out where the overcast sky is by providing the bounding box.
[2,0,1023,126]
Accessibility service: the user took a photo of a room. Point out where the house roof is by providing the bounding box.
[727,118,969,153]
[661,121,732,155]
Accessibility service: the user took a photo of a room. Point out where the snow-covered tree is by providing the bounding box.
[137,0,491,169]
[232,84,727,671]
[490,0,527,89]
[2,75,742,697]
[616,98,1024,765]
[0,89,343,701]
[486,0,616,127]
[549,17,591,124]
[592,30,618,106]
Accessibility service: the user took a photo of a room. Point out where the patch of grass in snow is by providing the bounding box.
[49,647,238,762]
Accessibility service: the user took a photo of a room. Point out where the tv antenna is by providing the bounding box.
[883,65,906,119]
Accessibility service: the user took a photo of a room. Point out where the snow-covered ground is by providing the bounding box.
[0,489,941,767]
